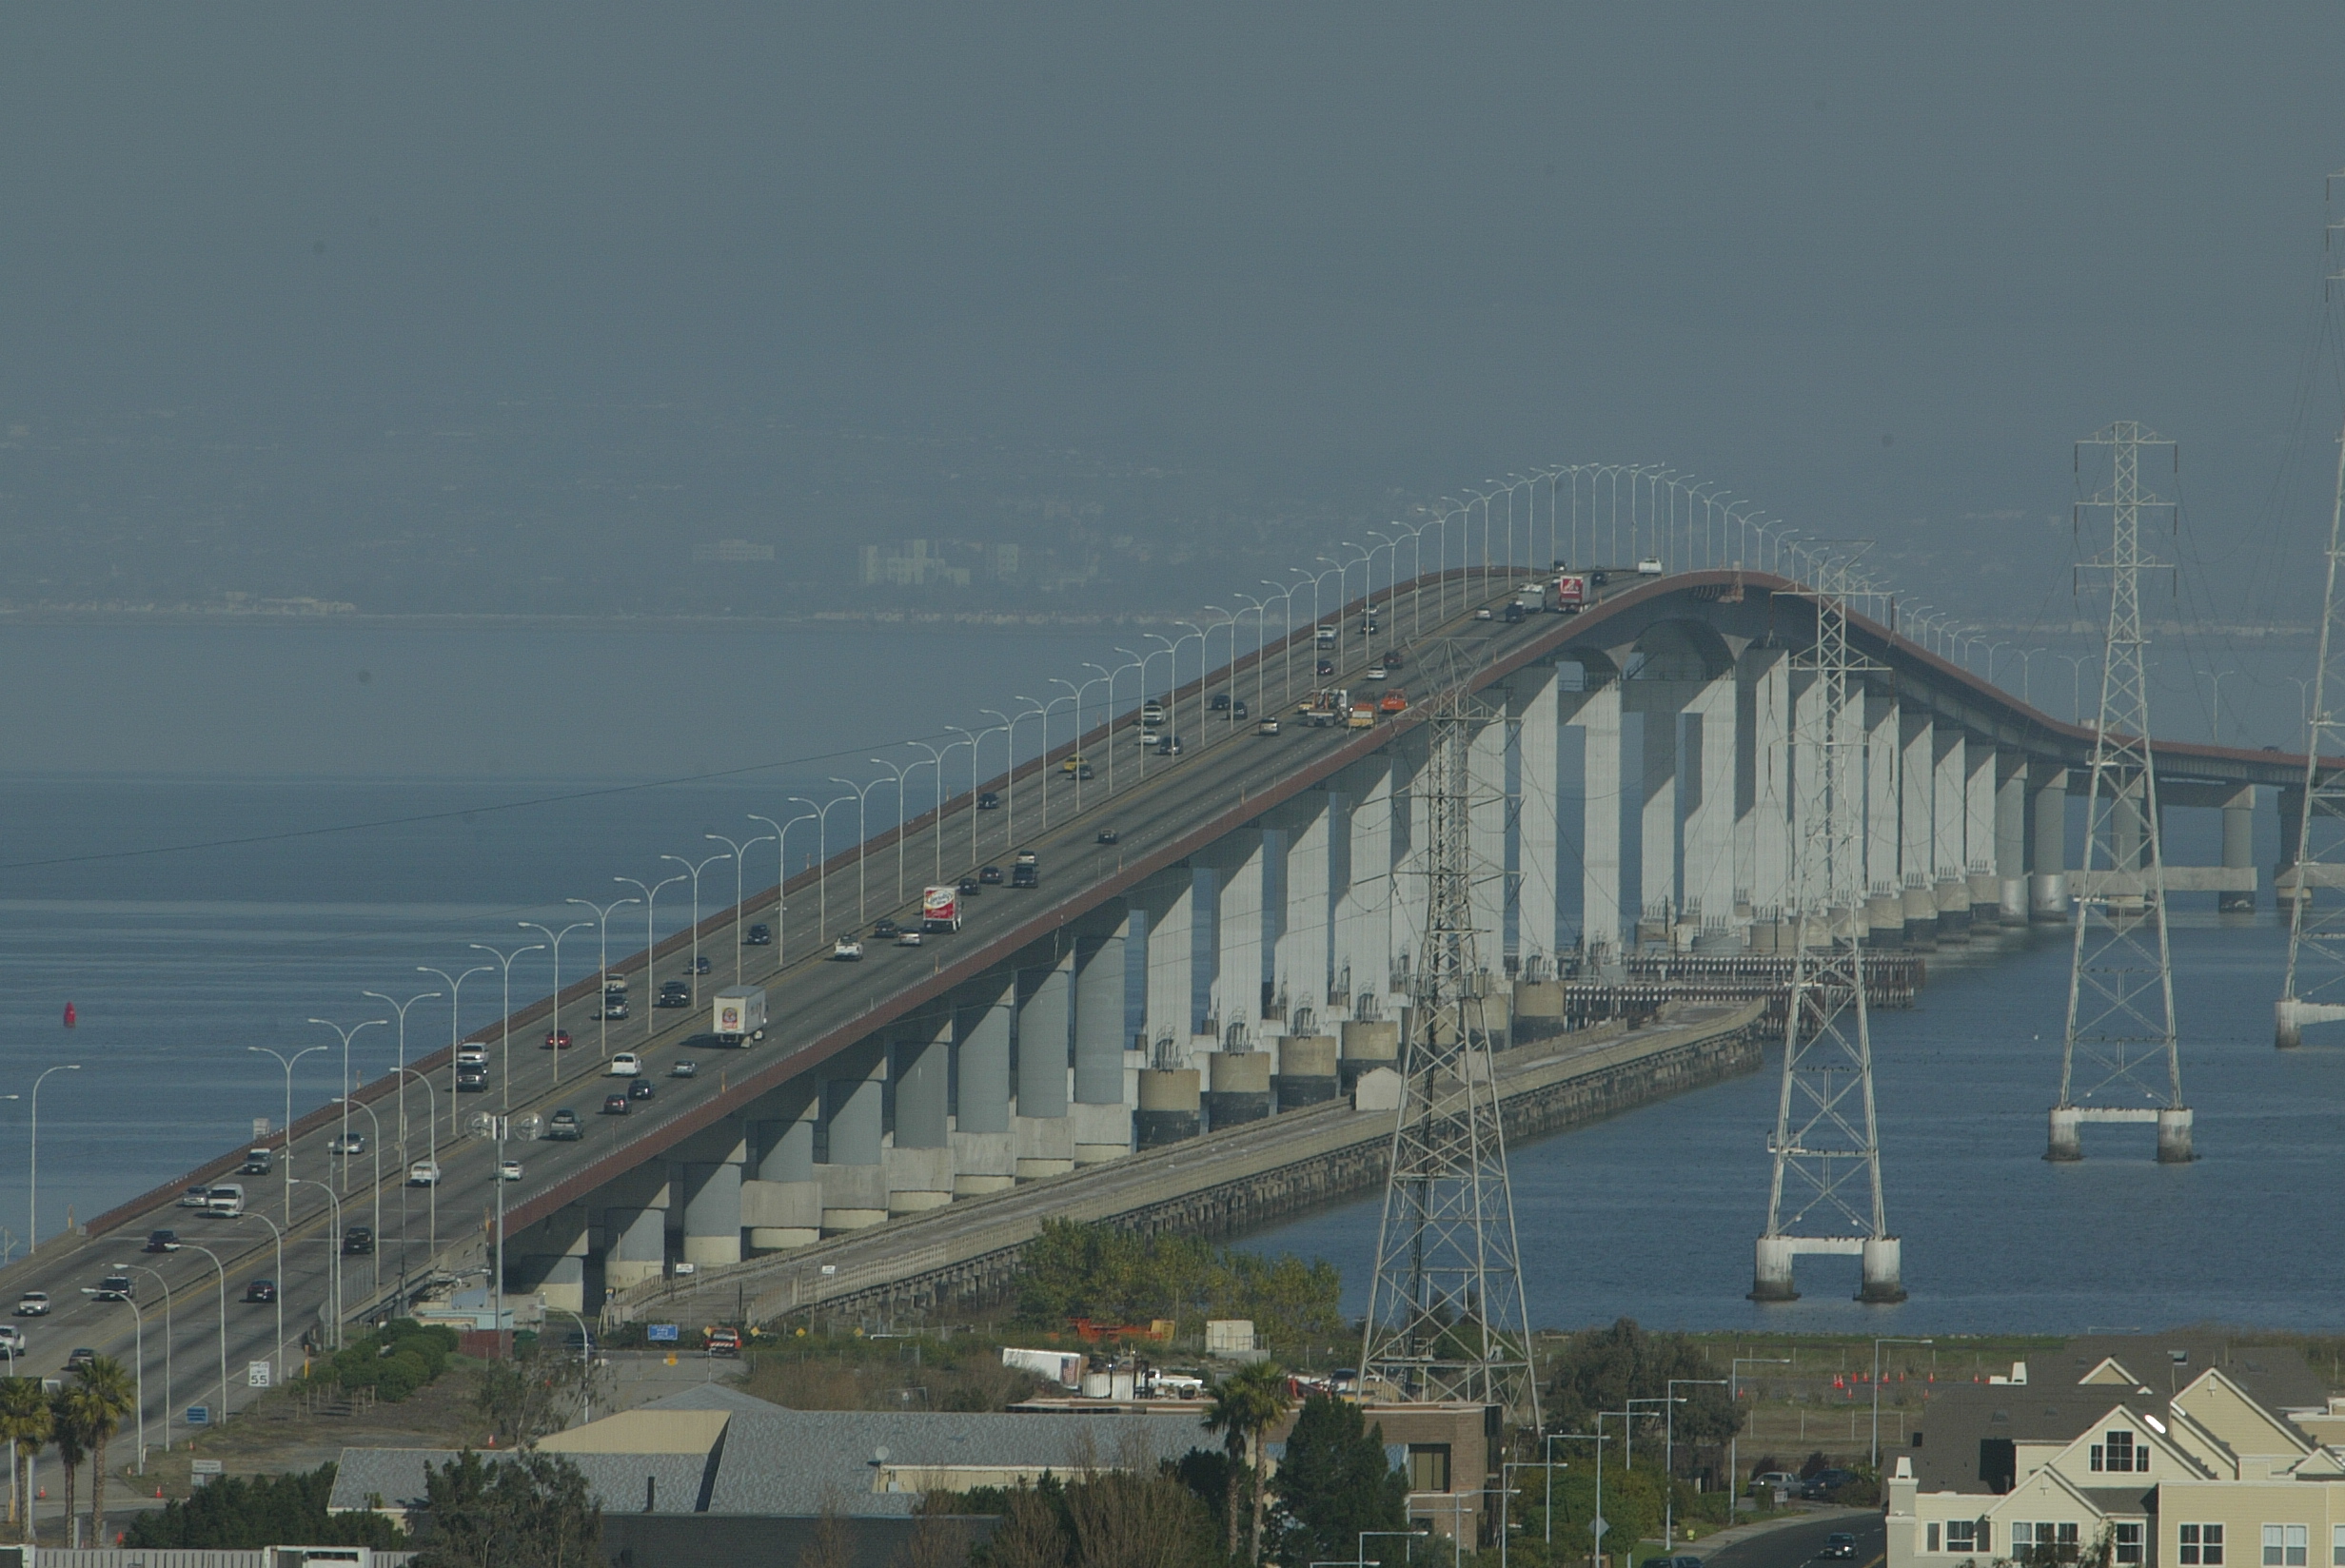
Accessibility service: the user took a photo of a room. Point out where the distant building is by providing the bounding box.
[857,539,972,588]
[693,539,778,563]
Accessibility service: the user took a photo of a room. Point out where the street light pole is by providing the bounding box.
[1872,1337,1933,1469]
[246,1046,325,1225]
[334,1097,384,1304]
[465,944,542,1116]
[119,1262,173,1457]
[660,853,732,1000]
[388,1067,440,1264]
[702,833,774,984]
[757,812,818,963]
[361,989,439,1252]
[519,920,592,1090]
[614,873,685,1043]
[1665,1379,1727,1548]
[900,748,950,885]
[228,1214,284,1390]
[1728,1356,1790,1505]
[418,964,492,1141]
[176,1241,232,1424]
[306,1018,386,1190]
[860,763,907,904]
[287,1178,343,1352]
[28,1063,82,1250]
[565,898,638,1065]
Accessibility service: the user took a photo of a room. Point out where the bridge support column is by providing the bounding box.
[1133,870,1197,1059]
[1512,666,1562,972]
[1389,733,1431,988]
[1683,675,1738,948]
[818,1048,887,1232]
[506,1207,589,1314]
[1932,726,1970,938]
[1200,831,1268,1046]
[1268,792,1333,1024]
[1965,739,1999,926]
[2278,784,2307,911]
[1862,689,1901,925]
[2220,786,2256,913]
[680,1157,743,1268]
[745,1086,821,1251]
[1329,757,1391,1016]
[1750,1235,1798,1303]
[1273,1032,1339,1107]
[1631,689,1683,941]
[1899,709,1936,945]
[2030,766,2069,920]
[1740,648,1791,927]
[888,1017,955,1212]
[1072,924,1133,1164]
[1996,751,2029,922]
[1560,665,1623,965]
[953,977,1016,1193]
[1468,715,1511,979]
[1860,1237,1907,1303]
[1015,951,1075,1179]
[604,1195,668,1291]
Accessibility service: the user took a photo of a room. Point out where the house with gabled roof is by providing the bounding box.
[1886,1337,2345,1568]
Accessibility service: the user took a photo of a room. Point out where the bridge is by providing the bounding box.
[2,558,2316,1417]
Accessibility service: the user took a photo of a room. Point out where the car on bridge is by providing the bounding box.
[12,1293,49,1318]
[896,929,922,947]
[546,1109,581,1141]
[457,1042,487,1066]
[1257,716,1280,735]
[1210,694,1230,711]
[94,1272,133,1302]
[746,923,772,946]
[499,1159,523,1182]
[456,1064,488,1093]
[1316,657,1335,676]
[542,1029,573,1049]
[831,937,864,961]
[671,1059,699,1078]
[328,1132,365,1156]
[977,791,1001,809]
[656,985,690,1009]
[407,1160,442,1185]
[628,1079,654,1101]
[65,1348,94,1373]
[342,1226,373,1256]
[608,1053,641,1076]
[181,1186,213,1208]
[1096,828,1118,845]
[873,917,902,940]
[957,873,981,896]
[243,1279,276,1303]
[601,1093,631,1116]
[978,865,1003,884]
[595,997,628,1020]
[685,955,711,975]
[1820,1535,1859,1559]
[144,1229,180,1253]
[1473,605,1493,619]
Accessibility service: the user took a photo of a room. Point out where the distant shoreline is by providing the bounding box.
[0,605,1201,635]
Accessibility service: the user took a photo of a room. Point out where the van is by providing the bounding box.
[207,1184,246,1218]
[456,1042,487,1067]
[1315,624,1337,646]
[239,1147,273,1176]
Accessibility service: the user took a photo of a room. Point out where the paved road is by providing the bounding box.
[1703,1511,1884,1568]
[0,568,1560,1450]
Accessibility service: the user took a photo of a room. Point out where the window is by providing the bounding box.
[1406,1444,1451,1493]
[2333,1526,2345,1568]
[2268,1527,2311,1568]
[2017,1524,2081,1564]
[2117,1525,2143,1566]
[1947,1521,1981,1555]
[2095,1431,2141,1473]
[2182,1524,2226,1566]
[1928,1524,1941,1553]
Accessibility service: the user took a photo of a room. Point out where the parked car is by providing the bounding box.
[670,1059,699,1078]
[1803,1468,1858,1500]
[542,1029,573,1049]
[498,1159,523,1183]
[342,1226,374,1256]
[94,1273,133,1302]
[628,1078,655,1101]
[244,1279,277,1303]
[1750,1471,1799,1496]
[831,937,864,962]
[872,917,902,940]
[978,865,1003,885]
[746,923,773,946]
[1096,828,1119,845]
[144,1229,181,1253]
[12,1294,49,1318]
[406,1160,442,1186]
[601,1093,631,1116]
[328,1132,365,1156]
[976,791,1001,810]
[546,1108,582,1141]
[608,1052,642,1076]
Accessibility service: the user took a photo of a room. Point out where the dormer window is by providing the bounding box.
[2090,1430,2147,1472]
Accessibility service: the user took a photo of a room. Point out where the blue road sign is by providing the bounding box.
[647,1323,680,1343]
[186,1405,210,1426]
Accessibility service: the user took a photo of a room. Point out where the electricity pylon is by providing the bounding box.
[2276,176,2345,1049]
[2049,421,2192,1163]
[1754,553,1904,1303]
[1359,679,1539,1423]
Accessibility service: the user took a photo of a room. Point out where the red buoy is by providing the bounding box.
[63,1001,76,1029]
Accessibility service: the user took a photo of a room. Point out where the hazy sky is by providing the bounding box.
[8,7,2345,623]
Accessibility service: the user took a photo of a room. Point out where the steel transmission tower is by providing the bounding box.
[1753,556,1904,1303]
[1359,678,1539,1422]
[2049,421,2192,1163]
[2276,181,2345,1049]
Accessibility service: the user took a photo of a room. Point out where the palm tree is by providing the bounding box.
[71,1357,137,1547]
[0,1377,50,1543]
[1205,1360,1292,1564]
[48,1386,88,1549]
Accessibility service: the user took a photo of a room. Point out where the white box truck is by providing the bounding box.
[711,986,766,1046]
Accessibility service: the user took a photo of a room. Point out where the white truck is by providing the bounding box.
[1002,1346,1084,1388]
[921,885,962,933]
[711,986,766,1047]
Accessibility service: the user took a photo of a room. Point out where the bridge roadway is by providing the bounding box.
[0,566,1553,1422]
[1,567,2319,1436]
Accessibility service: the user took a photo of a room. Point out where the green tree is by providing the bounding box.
[69,1355,137,1546]
[1205,1361,1291,1562]
[49,1385,89,1548]
[1544,1321,1741,1476]
[984,1483,1071,1568]
[1267,1394,1408,1568]
[411,1449,600,1568]
[125,1463,404,1551]
[0,1377,51,1542]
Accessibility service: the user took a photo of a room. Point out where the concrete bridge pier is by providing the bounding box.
[1200,831,1268,1048]
[1514,666,1563,974]
[505,1206,589,1315]
[952,978,1016,1194]
[1071,927,1133,1163]
[1996,751,2029,922]
[1267,792,1333,1028]
[1900,709,1935,941]
[1273,1032,1338,1107]
[1900,874,1937,949]
[1135,1065,1200,1147]
[1682,676,1738,943]
[744,1088,821,1251]
[1015,953,1075,1179]
[1133,870,1197,1054]
[601,1166,673,1291]
[1865,885,1904,948]
[1739,647,1791,925]
[1330,755,1394,1014]
[2157,1107,2195,1164]
[1560,664,1624,963]
[1862,688,1901,902]
[818,1047,887,1232]
[2220,786,2256,913]
[2045,1105,2083,1162]
[1389,732,1430,983]
[679,1144,745,1268]
[888,1017,955,1211]
[2031,766,2069,920]
[1964,740,1999,925]
[1468,715,1510,970]
[1860,1237,1907,1303]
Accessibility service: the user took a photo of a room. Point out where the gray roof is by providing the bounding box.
[1911,1384,2173,1495]
[329,1442,707,1518]
[329,1447,494,1513]
[2050,1335,2328,1412]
